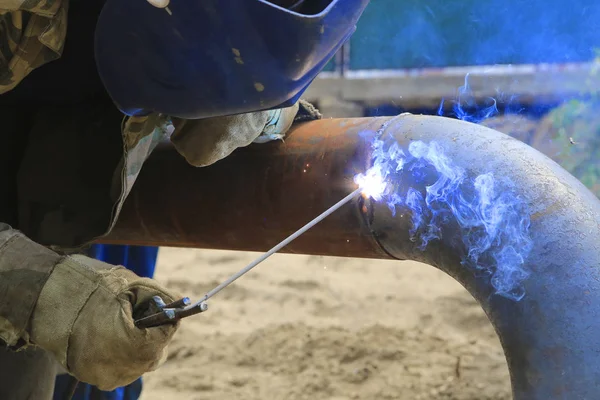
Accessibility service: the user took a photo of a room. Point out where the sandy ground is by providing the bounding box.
[140,248,511,400]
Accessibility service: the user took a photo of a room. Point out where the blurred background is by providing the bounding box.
[139,1,600,399]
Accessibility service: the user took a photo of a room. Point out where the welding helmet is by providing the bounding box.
[94,0,369,119]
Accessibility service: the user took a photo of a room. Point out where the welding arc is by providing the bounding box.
[185,187,362,311]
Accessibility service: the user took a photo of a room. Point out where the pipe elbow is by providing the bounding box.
[364,114,600,400]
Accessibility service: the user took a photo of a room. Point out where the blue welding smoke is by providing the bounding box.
[350,0,600,301]
[359,72,532,300]
[355,137,533,301]
[437,74,499,123]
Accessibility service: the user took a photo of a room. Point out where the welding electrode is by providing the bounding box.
[135,187,362,328]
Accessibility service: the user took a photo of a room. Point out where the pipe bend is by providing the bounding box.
[366,114,600,400]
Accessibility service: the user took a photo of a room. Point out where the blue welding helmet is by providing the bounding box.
[94,0,369,119]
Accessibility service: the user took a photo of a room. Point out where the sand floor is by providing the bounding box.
[139,248,510,400]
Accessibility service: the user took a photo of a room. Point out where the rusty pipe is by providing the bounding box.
[103,117,387,258]
[103,114,600,399]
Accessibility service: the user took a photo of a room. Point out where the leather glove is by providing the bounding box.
[0,226,179,391]
[170,99,321,167]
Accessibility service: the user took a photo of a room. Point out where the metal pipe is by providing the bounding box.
[102,117,388,258]
[102,114,600,399]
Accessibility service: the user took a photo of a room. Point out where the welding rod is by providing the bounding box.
[135,187,363,328]
[190,187,363,307]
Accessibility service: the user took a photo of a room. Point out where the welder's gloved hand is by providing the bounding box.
[31,255,180,390]
[171,99,321,167]
[0,226,179,391]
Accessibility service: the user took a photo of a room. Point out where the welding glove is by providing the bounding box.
[170,99,321,167]
[0,225,179,391]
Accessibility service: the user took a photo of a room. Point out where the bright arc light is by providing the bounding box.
[354,165,388,200]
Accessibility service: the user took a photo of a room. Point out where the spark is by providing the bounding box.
[354,164,389,200]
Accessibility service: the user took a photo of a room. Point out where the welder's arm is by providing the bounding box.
[170,100,321,167]
[0,223,179,391]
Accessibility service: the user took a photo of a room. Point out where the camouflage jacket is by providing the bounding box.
[0,0,178,251]
[0,0,65,91]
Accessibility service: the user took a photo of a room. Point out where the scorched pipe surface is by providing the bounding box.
[103,114,600,400]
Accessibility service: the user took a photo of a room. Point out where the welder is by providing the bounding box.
[0,0,368,398]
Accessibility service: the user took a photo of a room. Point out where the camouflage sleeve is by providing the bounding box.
[111,113,173,219]
[0,0,60,12]
[0,0,68,94]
